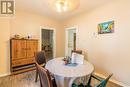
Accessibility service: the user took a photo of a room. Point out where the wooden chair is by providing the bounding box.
[72,73,113,87]
[35,62,56,87]
[71,50,82,54]
[35,51,46,82]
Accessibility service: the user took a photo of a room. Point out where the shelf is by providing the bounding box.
[11,64,36,75]
[11,67,36,75]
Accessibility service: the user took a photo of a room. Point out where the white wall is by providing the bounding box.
[10,11,65,57]
[63,0,130,85]
[0,18,10,75]
[0,10,65,76]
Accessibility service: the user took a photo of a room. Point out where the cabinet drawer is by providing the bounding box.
[28,58,35,63]
[12,58,35,67]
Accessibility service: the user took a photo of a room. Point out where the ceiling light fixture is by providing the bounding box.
[55,0,79,13]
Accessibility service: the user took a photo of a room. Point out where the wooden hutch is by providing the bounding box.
[10,39,38,74]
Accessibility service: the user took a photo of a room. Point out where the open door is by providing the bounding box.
[66,28,77,57]
[41,29,54,61]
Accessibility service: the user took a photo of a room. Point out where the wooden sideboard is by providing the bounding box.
[10,39,38,74]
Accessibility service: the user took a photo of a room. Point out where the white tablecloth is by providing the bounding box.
[45,57,94,87]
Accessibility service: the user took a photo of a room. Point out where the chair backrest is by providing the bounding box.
[87,74,113,87]
[35,62,53,87]
[97,74,113,87]
[35,51,46,65]
[71,50,82,54]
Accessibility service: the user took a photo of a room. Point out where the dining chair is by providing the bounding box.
[72,73,113,87]
[71,50,82,54]
[35,62,57,87]
[35,51,47,82]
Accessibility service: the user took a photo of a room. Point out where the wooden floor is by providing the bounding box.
[0,70,121,87]
[0,71,40,87]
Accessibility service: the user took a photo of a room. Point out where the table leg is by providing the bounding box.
[68,77,76,87]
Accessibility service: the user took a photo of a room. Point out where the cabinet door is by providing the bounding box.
[26,40,38,58]
[11,40,27,60]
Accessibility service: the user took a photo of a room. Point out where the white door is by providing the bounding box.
[66,28,76,57]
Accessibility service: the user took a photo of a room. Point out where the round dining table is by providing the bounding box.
[45,57,94,87]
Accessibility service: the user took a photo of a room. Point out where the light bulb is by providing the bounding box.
[56,3,62,12]
[55,0,79,12]
[63,1,68,11]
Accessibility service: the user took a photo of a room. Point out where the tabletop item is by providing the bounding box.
[71,53,77,63]
[45,57,94,87]
[63,56,71,65]
[65,63,78,67]
[71,53,84,64]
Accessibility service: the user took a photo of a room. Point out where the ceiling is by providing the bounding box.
[16,0,115,20]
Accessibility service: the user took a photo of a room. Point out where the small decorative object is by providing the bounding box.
[98,21,114,34]
[27,35,32,39]
[13,34,21,39]
[63,56,78,66]
[63,56,71,65]
[12,34,33,39]
[21,37,26,39]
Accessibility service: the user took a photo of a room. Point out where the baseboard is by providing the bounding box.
[0,72,11,77]
[94,72,130,87]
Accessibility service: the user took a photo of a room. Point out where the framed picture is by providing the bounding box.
[98,21,114,34]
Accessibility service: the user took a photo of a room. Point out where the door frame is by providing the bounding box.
[40,26,56,58]
[65,26,78,56]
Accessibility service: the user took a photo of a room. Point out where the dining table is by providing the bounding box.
[45,57,94,87]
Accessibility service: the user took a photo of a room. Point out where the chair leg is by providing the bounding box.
[35,70,39,82]
[52,78,57,87]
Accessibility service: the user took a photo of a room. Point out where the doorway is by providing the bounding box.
[65,27,77,57]
[40,28,55,61]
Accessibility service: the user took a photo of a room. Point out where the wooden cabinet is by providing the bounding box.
[12,40,27,61]
[26,40,38,58]
[10,39,38,73]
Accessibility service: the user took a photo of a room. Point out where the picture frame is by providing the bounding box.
[98,21,114,34]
